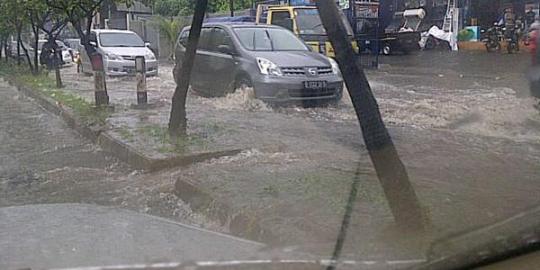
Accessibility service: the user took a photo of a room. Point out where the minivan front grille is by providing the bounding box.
[281,67,305,76]
[121,55,136,61]
[282,66,333,77]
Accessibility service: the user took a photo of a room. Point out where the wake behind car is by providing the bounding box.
[174,23,343,103]
[79,29,158,76]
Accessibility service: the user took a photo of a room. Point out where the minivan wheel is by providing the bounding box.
[234,76,253,91]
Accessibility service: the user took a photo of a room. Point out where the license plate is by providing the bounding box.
[304,81,327,89]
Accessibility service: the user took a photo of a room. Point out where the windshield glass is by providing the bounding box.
[99,32,145,47]
[3,0,540,270]
[233,27,308,51]
[295,8,354,36]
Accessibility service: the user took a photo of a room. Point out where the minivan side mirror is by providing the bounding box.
[217,44,233,55]
[145,42,151,47]
[89,41,97,47]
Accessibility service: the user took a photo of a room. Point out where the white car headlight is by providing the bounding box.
[145,53,156,60]
[328,57,340,75]
[105,53,122,61]
[257,57,282,76]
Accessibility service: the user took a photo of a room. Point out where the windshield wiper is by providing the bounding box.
[415,205,540,270]
[264,30,275,51]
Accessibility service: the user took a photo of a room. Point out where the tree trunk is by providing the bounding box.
[33,28,40,74]
[16,28,21,66]
[0,40,3,60]
[168,0,208,137]
[3,38,9,62]
[55,66,63,88]
[47,35,64,88]
[18,34,35,74]
[230,0,234,17]
[315,0,427,231]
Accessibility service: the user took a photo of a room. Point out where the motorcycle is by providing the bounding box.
[505,21,524,54]
[482,24,503,52]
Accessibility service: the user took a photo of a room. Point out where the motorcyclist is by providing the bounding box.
[39,39,62,70]
[39,40,55,69]
[500,7,516,39]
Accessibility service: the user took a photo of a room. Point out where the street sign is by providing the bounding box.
[339,0,349,10]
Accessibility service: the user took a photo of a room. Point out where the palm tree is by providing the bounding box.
[153,16,187,61]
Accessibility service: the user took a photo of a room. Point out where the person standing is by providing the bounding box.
[529,23,540,110]
[526,7,536,29]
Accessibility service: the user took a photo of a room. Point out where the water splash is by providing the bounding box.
[201,87,271,112]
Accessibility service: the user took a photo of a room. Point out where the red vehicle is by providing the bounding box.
[527,25,540,64]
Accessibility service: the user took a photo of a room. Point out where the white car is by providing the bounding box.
[79,29,158,76]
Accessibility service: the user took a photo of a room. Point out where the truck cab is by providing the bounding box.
[256,5,359,57]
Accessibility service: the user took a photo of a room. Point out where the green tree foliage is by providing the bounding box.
[152,16,188,60]
[148,0,253,17]
[46,0,133,70]
[0,7,15,60]
[1,0,35,70]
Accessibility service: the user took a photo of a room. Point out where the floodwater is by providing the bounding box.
[3,50,540,268]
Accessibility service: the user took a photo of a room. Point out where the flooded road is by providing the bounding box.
[0,78,221,231]
[3,49,540,267]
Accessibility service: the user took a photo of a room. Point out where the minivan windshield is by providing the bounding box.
[233,27,308,51]
[99,32,145,47]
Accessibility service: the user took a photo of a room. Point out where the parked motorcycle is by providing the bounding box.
[505,22,524,54]
[482,24,503,52]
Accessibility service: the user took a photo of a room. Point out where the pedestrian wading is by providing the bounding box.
[168,0,208,137]
[315,0,427,231]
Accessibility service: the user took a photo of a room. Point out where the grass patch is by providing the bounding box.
[0,62,109,125]
[138,124,208,154]
[117,128,135,142]
[284,171,388,212]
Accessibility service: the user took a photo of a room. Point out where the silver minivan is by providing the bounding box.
[80,29,158,76]
[174,23,343,103]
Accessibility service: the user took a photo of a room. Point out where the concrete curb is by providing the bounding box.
[174,178,275,243]
[5,76,246,172]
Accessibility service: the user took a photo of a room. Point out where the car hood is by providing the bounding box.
[102,46,153,56]
[252,51,331,67]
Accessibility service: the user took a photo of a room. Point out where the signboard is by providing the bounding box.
[290,0,316,6]
[355,2,379,19]
[339,0,350,10]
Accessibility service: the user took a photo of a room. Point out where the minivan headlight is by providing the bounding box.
[105,53,122,60]
[257,57,282,76]
[146,53,156,60]
[328,57,340,75]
